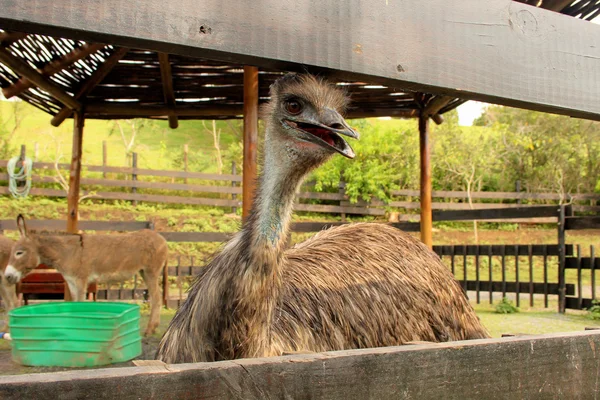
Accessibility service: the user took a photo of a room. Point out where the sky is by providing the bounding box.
[457,101,486,126]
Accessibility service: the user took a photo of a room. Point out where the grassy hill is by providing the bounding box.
[0,100,242,172]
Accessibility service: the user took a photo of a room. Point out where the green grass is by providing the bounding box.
[473,302,600,337]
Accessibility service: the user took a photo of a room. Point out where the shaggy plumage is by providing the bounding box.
[156,73,489,363]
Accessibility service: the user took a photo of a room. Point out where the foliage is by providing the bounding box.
[310,118,419,203]
[587,300,600,320]
[495,297,519,314]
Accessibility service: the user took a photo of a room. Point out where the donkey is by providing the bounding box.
[0,235,18,328]
[4,215,168,336]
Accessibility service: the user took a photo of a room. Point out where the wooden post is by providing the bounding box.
[558,205,566,314]
[131,152,138,206]
[65,111,84,301]
[242,66,258,220]
[232,161,238,214]
[419,114,432,248]
[183,144,188,184]
[339,179,347,222]
[102,141,107,178]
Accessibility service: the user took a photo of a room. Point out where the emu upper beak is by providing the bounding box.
[283,108,359,159]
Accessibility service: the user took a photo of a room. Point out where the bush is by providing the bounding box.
[495,297,519,314]
[587,300,600,320]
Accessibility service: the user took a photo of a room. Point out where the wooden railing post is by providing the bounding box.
[558,204,566,313]
[232,161,238,214]
[183,144,188,184]
[102,140,107,178]
[131,152,138,206]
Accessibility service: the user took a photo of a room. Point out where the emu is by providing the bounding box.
[5,215,168,336]
[0,235,17,328]
[156,73,489,363]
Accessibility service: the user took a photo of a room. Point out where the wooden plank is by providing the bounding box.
[565,217,600,230]
[0,1,599,120]
[294,203,385,215]
[461,280,574,296]
[392,189,600,201]
[1,331,599,399]
[565,257,600,270]
[0,219,150,232]
[565,296,595,310]
[0,47,81,111]
[0,160,243,181]
[433,244,569,257]
[159,232,230,242]
[433,206,559,221]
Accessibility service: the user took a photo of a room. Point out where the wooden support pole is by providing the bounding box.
[158,52,178,129]
[65,111,84,302]
[66,112,84,233]
[51,47,129,127]
[242,66,258,220]
[419,113,432,248]
[3,43,105,99]
[0,47,81,111]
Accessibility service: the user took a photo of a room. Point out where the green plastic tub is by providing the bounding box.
[8,302,142,367]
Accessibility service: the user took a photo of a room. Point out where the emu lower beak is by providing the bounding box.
[283,108,359,159]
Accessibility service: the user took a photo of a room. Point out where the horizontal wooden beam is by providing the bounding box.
[0,1,599,120]
[2,42,105,98]
[0,47,81,111]
[51,47,129,127]
[433,205,561,221]
[83,102,420,120]
[0,219,150,232]
[1,331,599,399]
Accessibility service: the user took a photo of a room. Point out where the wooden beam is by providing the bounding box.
[66,111,84,234]
[2,42,105,99]
[157,52,178,129]
[1,331,599,399]
[83,103,420,120]
[423,95,453,125]
[0,47,81,111]
[0,31,27,46]
[242,66,259,220]
[1,1,599,120]
[419,113,432,248]
[51,47,129,127]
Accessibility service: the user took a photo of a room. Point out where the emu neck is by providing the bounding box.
[244,139,307,257]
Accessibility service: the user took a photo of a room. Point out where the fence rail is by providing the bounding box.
[1,155,599,218]
[2,206,600,312]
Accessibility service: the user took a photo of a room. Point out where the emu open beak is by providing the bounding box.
[283,108,359,159]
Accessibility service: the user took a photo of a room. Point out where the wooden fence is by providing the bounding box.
[1,330,599,399]
[1,151,600,219]
[3,205,597,312]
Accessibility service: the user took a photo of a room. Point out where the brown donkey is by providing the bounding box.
[4,215,168,336]
[0,235,18,329]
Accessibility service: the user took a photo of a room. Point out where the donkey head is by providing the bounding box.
[4,215,41,284]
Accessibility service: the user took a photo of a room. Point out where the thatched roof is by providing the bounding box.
[0,0,597,125]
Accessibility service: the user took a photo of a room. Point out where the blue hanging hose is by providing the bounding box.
[7,155,32,198]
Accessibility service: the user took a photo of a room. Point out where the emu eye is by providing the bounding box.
[285,100,303,115]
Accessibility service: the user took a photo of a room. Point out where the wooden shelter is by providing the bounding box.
[0,0,598,249]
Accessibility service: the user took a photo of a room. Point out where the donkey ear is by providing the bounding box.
[16,214,28,238]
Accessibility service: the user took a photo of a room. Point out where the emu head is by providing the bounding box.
[263,73,359,171]
[4,214,40,284]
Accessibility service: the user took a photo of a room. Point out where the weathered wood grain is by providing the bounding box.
[0,0,599,119]
[0,331,599,399]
